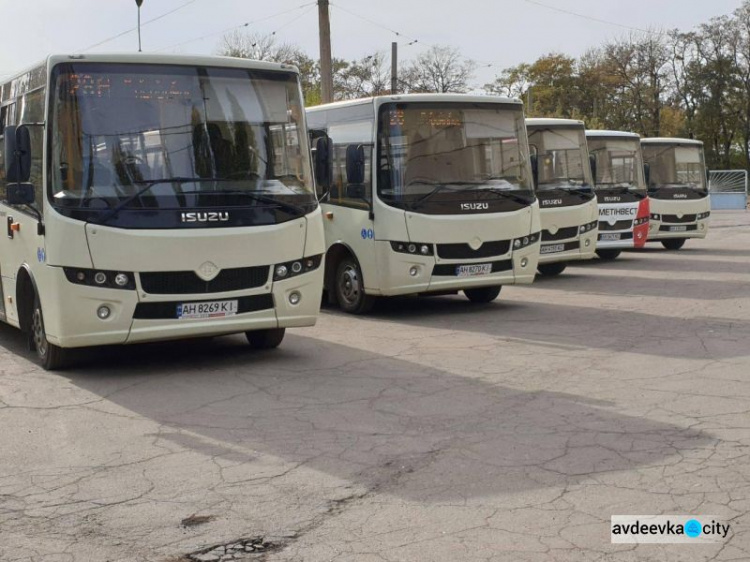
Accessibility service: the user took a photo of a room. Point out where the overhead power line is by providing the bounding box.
[522,0,654,35]
[79,0,201,52]
[153,2,315,53]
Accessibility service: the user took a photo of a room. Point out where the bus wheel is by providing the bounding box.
[662,238,686,250]
[246,328,285,349]
[537,263,567,277]
[596,249,621,261]
[30,296,69,371]
[335,257,375,314]
[464,286,502,303]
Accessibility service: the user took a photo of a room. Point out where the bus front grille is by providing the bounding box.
[133,294,274,319]
[140,266,270,295]
[598,220,632,231]
[436,240,511,259]
[661,214,697,223]
[541,226,579,241]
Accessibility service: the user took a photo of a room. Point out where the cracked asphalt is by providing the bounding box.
[1,210,749,562]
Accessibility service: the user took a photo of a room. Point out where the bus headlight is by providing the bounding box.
[579,220,597,233]
[513,232,540,250]
[390,241,434,256]
[273,255,322,281]
[633,217,649,226]
[697,211,711,220]
[63,268,136,290]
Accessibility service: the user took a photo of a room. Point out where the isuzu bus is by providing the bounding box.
[306,94,541,313]
[641,138,710,250]
[526,118,598,276]
[585,130,650,260]
[0,54,325,369]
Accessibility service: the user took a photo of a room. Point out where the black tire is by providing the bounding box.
[30,296,69,370]
[661,238,686,250]
[537,262,567,277]
[334,257,375,314]
[246,328,285,349]
[596,249,622,261]
[463,285,502,303]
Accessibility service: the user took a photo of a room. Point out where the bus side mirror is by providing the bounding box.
[589,154,597,182]
[345,144,365,185]
[314,136,333,190]
[529,154,538,189]
[4,125,32,183]
[6,183,35,205]
[643,162,650,186]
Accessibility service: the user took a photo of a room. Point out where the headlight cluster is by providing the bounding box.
[697,211,711,220]
[578,220,598,234]
[513,232,540,250]
[650,213,661,221]
[63,267,136,290]
[634,217,649,226]
[390,241,434,256]
[273,254,322,281]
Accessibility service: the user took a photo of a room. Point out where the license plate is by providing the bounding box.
[177,300,238,319]
[540,243,565,255]
[670,225,688,232]
[456,263,492,277]
[600,233,621,241]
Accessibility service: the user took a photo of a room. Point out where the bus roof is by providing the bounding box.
[526,117,585,129]
[585,129,640,140]
[307,93,522,114]
[641,137,704,147]
[3,53,300,85]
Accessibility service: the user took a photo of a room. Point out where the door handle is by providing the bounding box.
[7,216,15,239]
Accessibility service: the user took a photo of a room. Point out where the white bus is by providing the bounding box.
[585,130,650,260]
[0,54,325,369]
[306,94,541,313]
[641,138,710,250]
[526,118,598,276]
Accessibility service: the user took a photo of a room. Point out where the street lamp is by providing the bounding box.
[135,0,144,52]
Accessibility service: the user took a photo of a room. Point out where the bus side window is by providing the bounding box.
[0,105,6,185]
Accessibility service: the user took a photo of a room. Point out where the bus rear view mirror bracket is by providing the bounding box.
[589,154,597,182]
[643,162,650,186]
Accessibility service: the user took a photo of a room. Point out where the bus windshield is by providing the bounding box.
[49,63,315,215]
[377,102,533,208]
[587,138,646,194]
[642,144,706,191]
[528,127,591,191]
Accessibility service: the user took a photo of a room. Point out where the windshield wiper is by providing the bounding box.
[178,189,309,216]
[97,177,231,222]
[476,187,535,205]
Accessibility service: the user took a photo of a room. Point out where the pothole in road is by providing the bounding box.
[175,537,280,561]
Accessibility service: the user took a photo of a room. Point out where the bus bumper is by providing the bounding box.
[44,266,323,348]
[538,232,598,265]
[648,218,709,240]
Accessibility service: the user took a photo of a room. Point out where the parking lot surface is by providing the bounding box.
[1,211,749,562]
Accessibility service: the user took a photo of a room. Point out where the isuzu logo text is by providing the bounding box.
[460,203,489,211]
[673,194,688,199]
[541,199,563,207]
[181,212,230,223]
[603,196,622,202]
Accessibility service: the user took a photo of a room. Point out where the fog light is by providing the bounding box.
[520,257,528,268]
[94,272,107,285]
[97,305,111,319]
[584,239,591,247]
[420,244,429,255]
[275,264,288,278]
[409,266,419,277]
[291,261,302,274]
[700,223,705,230]
[288,291,301,305]
[114,273,129,287]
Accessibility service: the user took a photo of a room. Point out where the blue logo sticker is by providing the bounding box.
[685,519,702,538]
[361,228,368,239]
[37,247,46,263]
[360,228,375,240]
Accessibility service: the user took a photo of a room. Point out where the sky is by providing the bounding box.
[0,0,745,88]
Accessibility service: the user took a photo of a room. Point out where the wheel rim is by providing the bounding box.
[338,264,362,307]
[31,308,48,358]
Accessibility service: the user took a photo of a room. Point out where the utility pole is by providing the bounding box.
[318,0,334,103]
[135,0,144,52]
[391,42,398,94]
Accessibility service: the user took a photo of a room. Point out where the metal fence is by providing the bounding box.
[708,170,748,210]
